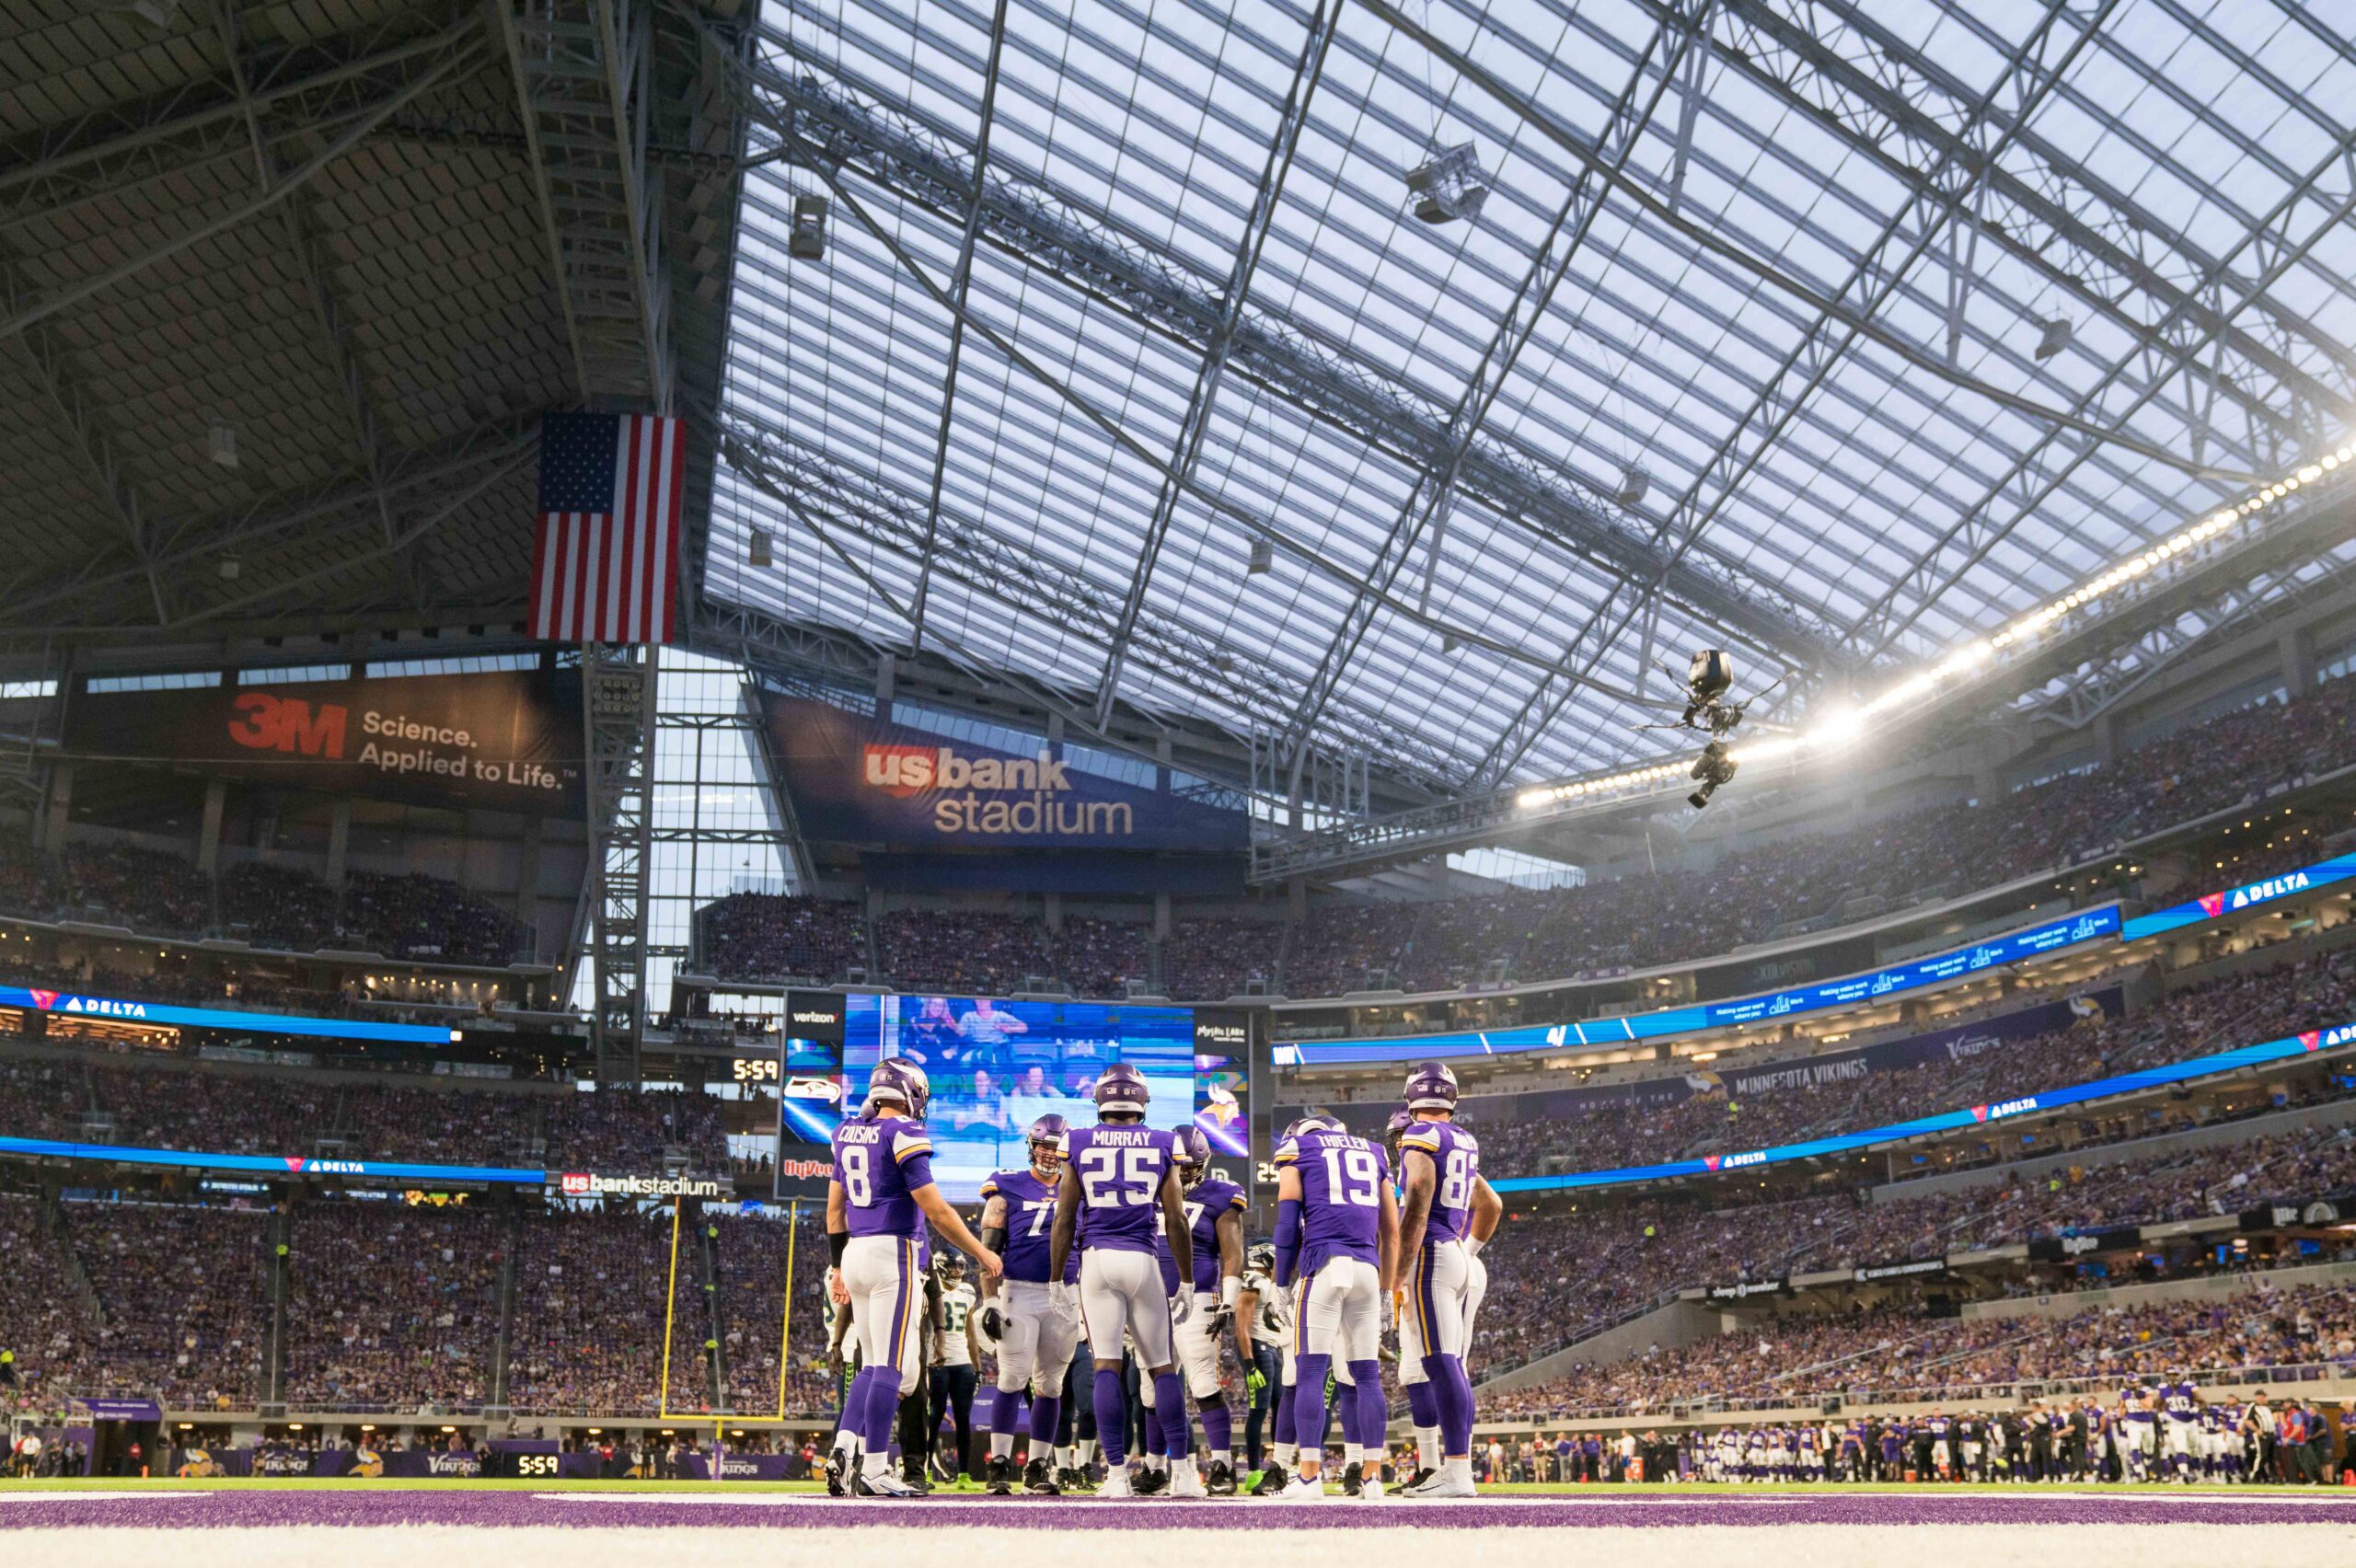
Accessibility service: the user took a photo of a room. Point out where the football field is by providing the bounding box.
[3,1476,2351,1568]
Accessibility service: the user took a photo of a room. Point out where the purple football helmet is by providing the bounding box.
[864,1055,930,1119]
[1027,1113,1069,1175]
[1404,1060,1460,1113]
[1172,1124,1210,1186]
[1281,1113,1338,1141]
[1383,1107,1415,1157]
[1093,1062,1149,1116]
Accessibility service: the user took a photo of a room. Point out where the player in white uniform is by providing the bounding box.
[930,1257,981,1483]
[1236,1239,1290,1488]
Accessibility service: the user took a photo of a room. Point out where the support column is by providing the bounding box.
[196,777,227,873]
[325,800,352,888]
[40,762,72,851]
[2281,623,2316,698]
[872,651,895,718]
[2091,709,2120,767]
[514,816,544,939]
[1153,892,1172,941]
[1043,892,1063,934]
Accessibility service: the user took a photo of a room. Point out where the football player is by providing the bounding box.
[976,1114,1080,1495]
[1390,1066,1500,1499]
[826,1057,1002,1498]
[1171,1124,1248,1493]
[1236,1239,1283,1475]
[1274,1110,1397,1498]
[1252,1117,1328,1495]
[930,1256,981,1483]
[2159,1371,2200,1482]
[1046,1064,1195,1499]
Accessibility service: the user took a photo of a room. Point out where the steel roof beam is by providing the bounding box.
[721,39,1848,672]
[1465,0,2114,787]
[1848,131,2356,662]
[1684,0,2356,436]
[1276,1,1703,782]
[1090,0,1341,732]
[906,0,1012,654]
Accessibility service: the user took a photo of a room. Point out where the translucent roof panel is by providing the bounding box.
[708,0,2356,792]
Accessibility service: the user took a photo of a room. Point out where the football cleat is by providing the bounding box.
[1361,1478,1386,1502]
[1403,1467,1435,1493]
[854,1470,925,1497]
[1057,1465,1085,1493]
[1251,1462,1289,1496]
[1022,1458,1061,1494]
[1131,1465,1168,1495]
[1402,1467,1477,1499]
[1276,1473,1326,1500]
[1168,1465,1207,1498]
[1094,1469,1133,1499]
[1206,1459,1237,1495]
[985,1457,1013,1496]
[824,1453,848,1496]
[1340,1467,1363,1498]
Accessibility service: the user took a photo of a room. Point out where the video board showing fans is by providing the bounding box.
[771,991,1251,1203]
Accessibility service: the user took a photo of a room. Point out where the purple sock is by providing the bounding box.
[1092,1368,1128,1467]
[1153,1371,1190,1465]
[989,1386,1022,1435]
[862,1369,903,1453]
[1405,1378,1439,1432]
[1346,1360,1384,1464]
[1292,1355,1331,1470]
[1428,1354,1474,1459]
[1274,1382,1295,1448]
[840,1366,876,1446]
[1200,1397,1232,1456]
[1028,1393,1061,1446]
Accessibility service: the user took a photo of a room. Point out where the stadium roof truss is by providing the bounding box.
[698,0,2356,810]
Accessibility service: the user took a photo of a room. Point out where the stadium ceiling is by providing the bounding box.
[699,0,2356,802]
[0,0,750,658]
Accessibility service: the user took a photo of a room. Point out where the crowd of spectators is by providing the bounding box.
[505,1208,706,1414]
[1488,1285,2356,1421]
[872,907,1054,996]
[0,1051,730,1171]
[710,1209,837,1418]
[0,954,354,1020]
[0,1194,98,1415]
[1435,944,2356,1182]
[284,1205,502,1411]
[699,893,868,983]
[60,1201,270,1408]
[1044,916,1151,999]
[1160,916,1277,999]
[0,837,531,967]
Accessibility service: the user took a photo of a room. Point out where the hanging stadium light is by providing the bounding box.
[788,195,828,260]
[1404,142,1489,225]
[2034,317,2073,362]
[748,529,772,569]
[1617,464,1650,509]
[1246,536,1273,576]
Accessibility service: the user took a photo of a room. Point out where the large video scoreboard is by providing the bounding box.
[769,989,1253,1203]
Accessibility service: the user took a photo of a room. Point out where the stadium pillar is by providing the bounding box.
[2092,711,2120,767]
[39,762,71,850]
[1153,893,1171,941]
[515,816,544,934]
[2281,623,2316,698]
[325,801,351,888]
[1043,892,1063,934]
[196,777,225,874]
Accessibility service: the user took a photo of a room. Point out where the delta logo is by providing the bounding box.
[1720,1150,1766,1170]
[1703,1155,1721,1171]
[2197,892,2226,919]
[54,995,147,1020]
[2225,870,2311,911]
[1984,1097,2038,1120]
[29,989,56,1011]
[283,1158,366,1175]
[2314,1024,2356,1051]
[860,742,1134,837]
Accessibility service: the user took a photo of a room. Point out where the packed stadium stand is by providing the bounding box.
[283,1205,503,1412]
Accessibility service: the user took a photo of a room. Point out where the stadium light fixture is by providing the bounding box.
[1405,142,1489,225]
[1515,439,2353,815]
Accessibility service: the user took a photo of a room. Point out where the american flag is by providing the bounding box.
[530,410,685,643]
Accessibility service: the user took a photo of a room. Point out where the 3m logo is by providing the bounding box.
[560,1172,593,1195]
[228,692,348,758]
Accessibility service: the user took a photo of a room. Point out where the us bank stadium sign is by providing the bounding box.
[555,1171,724,1199]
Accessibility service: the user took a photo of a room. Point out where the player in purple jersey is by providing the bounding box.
[1390,1063,1502,1499]
[974,1114,1080,1495]
[1273,1107,1397,1499]
[1047,1063,1194,1499]
[1168,1125,1247,1493]
[826,1057,1001,1498]
[2158,1374,2200,1481]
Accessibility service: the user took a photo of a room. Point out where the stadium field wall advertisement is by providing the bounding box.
[62,668,586,817]
[768,991,1249,1203]
[0,984,457,1044]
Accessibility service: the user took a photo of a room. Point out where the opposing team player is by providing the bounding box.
[976,1114,1080,1495]
[1273,1109,1398,1498]
[1391,1063,1500,1498]
[1047,1063,1195,1498]
[1170,1124,1248,1493]
[826,1057,1002,1497]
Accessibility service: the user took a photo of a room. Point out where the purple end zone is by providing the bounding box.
[5,1493,2356,1529]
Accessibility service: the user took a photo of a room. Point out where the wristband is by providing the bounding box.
[1220,1274,1241,1311]
[1464,1235,1484,1259]
[828,1230,849,1269]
